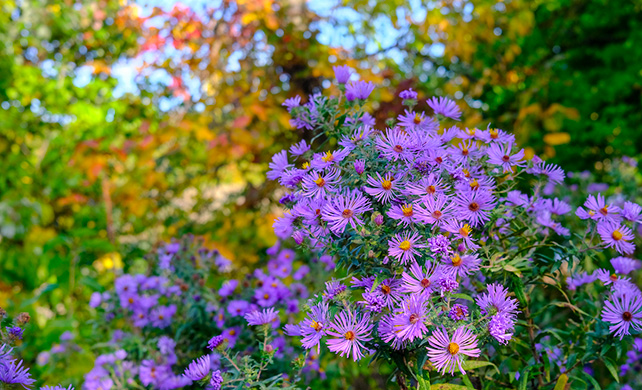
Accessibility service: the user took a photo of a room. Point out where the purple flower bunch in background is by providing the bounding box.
[271,69,642,387]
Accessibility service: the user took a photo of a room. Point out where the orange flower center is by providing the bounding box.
[381,285,391,295]
[459,224,471,237]
[469,202,480,212]
[490,129,499,139]
[393,145,404,153]
[599,206,609,216]
[451,254,462,267]
[448,342,460,355]
[413,113,422,124]
[426,185,436,194]
[402,204,414,217]
[432,210,443,219]
[314,176,325,187]
[310,320,322,331]
[421,278,431,288]
[381,179,392,190]
[344,331,355,340]
[342,209,354,219]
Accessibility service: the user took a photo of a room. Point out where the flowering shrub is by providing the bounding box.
[270,67,642,389]
[77,235,340,390]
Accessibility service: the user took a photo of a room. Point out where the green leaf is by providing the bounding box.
[583,371,602,390]
[461,360,500,375]
[553,374,568,390]
[518,370,529,390]
[417,376,431,390]
[451,293,474,302]
[602,357,620,383]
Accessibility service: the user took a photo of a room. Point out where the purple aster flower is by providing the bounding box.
[487,142,526,173]
[417,193,454,226]
[40,386,74,390]
[405,174,445,200]
[245,308,279,326]
[622,201,642,223]
[150,305,176,329]
[602,289,642,339]
[387,202,421,226]
[221,327,241,348]
[333,65,351,84]
[438,276,459,295]
[441,221,479,250]
[218,280,238,297]
[210,370,223,390]
[427,327,481,375]
[301,168,341,199]
[183,355,210,381]
[375,128,412,161]
[527,161,565,184]
[449,304,469,321]
[488,313,516,344]
[0,358,36,389]
[208,335,225,351]
[282,96,301,111]
[387,231,427,265]
[426,97,461,120]
[476,283,519,318]
[397,110,429,130]
[478,127,515,144]
[321,190,372,234]
[427,234,452,254]
[399,88,418,100]
[227,300,250,317]
[611,257,642,275]
[597,221,635,255]
[326,311,374,361]
[6,327,23,340]
[267,150,293,181]
[454,190,496,228]
[310,148,351,170]
[441,253,481,277]
[566,272,598,290]
[295,303,329,353]
[576,194,621,222]
[361,292,386,313]
[365,172,398,203]
[401,261,440,296]
[289,140,310,156]
[353,159,365,175]
[345,80,375,101]
[390,295,429,342]
[449,140,479,163]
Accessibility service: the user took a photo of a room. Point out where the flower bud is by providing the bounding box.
[374,214,384,226]
[16,312,30,326]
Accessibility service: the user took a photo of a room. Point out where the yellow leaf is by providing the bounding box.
[543,132,571,146]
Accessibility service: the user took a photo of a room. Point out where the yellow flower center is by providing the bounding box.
[599,206,609,216]
[426,185,436,194]
[314,176,325,187]
[399,240,411,251]
[402,204,414,217]
[310,320,322,331]
[344,331,355,341]
[448,342,460,355]
[612,230,623,241]
[490,128,499,139]
[469,179,479,190]
[381,284,391,295]
[462,168,470,178]
[302,161,310,169]
[382,179,392,190]
[321,151,334,163]
[451,254,462,267]
[459,224,472,237]
[413,113,422,124]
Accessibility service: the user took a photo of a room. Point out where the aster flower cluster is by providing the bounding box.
[0,309,76,390]
[74,236,331,390]
[271,70,642,387]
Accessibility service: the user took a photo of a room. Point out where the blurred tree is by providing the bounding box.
[337,0,642,170]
